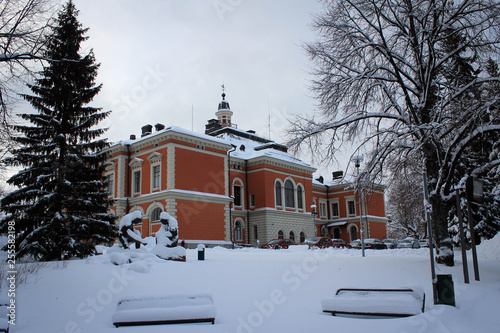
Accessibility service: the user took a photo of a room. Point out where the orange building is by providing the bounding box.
[103,93,387,247]
[312,177,387,243]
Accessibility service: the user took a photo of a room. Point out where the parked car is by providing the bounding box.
[364,238,388,250]
[302,237,333,249]
[419,239,429,248]
[418,239,436,248]
[350,239,361,249]
[331,238,351,248]
[260,239,296,249]
[397,238,421,249]
[382,238,399,249]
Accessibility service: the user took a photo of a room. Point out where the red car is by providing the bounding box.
[260,239,296,249]
[302,237,333,249]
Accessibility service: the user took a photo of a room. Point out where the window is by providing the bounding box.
[331,202,339,217]
[151,208,162,222]
[152,165,160,190]
[300,232,306,243]
[297,185,304,209]
[348,200,356,215]
[278,230,284,239]
[350,225,358,241]
[106,173,114,197]
[320,203,327,218]
[289,231,295,242]
[333,228,341,239]
[254,225,258,240]
[133,171,141,194]
[275,182,282,206]
[235,221,242,241]
[285,180,294,208]
[233,185,242,206]
[250,194,255,208]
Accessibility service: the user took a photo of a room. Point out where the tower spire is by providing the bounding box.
[216,84,233,128]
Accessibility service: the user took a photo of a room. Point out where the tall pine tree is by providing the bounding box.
[0,1,116,261]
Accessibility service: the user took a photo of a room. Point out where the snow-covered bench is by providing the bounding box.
[112,294,217,327]
[321,288,425,317]
[0,304,10,333]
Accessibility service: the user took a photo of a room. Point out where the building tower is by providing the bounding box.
[215,85,233,128]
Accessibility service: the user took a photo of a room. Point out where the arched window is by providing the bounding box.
[300,232,306,243]
[349,225,358,241]
[275,182,282,206]
[151,207,162,222]
[285,180,295,208]
[278,230,284,239]
[297,185,304,209]
[289,231,295,242]
[235,221,242,242]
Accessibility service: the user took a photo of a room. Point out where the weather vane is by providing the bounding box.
[221,83,226,99]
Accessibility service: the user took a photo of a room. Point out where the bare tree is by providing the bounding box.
[288,0,500,254]
[386,170,426,240]
[0,0,55,175]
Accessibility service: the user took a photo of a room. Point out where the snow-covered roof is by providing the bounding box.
[313,175,356,187]
[215,129,315,169]
[110,126,232,148]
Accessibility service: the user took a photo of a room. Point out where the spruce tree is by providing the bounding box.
[0,0,117,260]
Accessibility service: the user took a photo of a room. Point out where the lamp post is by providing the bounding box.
[352,155,365,257]
[423,170,438,304]
[467,176,483,281]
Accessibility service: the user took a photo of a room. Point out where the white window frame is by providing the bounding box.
[105,172,115,198]
[274,179,284,208]
[152,164,161,190]
[148,152,163,192]
[234,220,243,242]
[133,170,141,195]
[296,184,305,210]
[330,199,340,218]
[318,199,327,218]
[346,196,356,216]
[129,158,144,195]
[232,178,244,208]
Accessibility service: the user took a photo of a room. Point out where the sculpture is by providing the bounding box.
[155,212,186,261]
[118,211,147,249]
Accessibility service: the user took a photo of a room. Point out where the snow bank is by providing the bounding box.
[478,233,500,261]
[155,245,186,261]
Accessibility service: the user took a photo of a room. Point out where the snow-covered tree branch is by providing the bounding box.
[288,0,500,248]
[0,0,55,176]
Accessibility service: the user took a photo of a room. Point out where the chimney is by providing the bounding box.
[332,171,343,180]
[205,118,222,135]
[155,123,165,131]
[130,134,136,140]
[246,130,256,134]
[141,124,153,137]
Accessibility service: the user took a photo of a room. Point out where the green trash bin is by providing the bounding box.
[437,274,455,306]
[197,244,205,261]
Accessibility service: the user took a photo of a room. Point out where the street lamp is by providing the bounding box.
[352,155,365,257]
[467,176,483,281]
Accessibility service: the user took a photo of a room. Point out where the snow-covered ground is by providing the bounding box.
[5,234,500,333]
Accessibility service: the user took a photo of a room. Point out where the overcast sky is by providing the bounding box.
[47,0,352,178]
